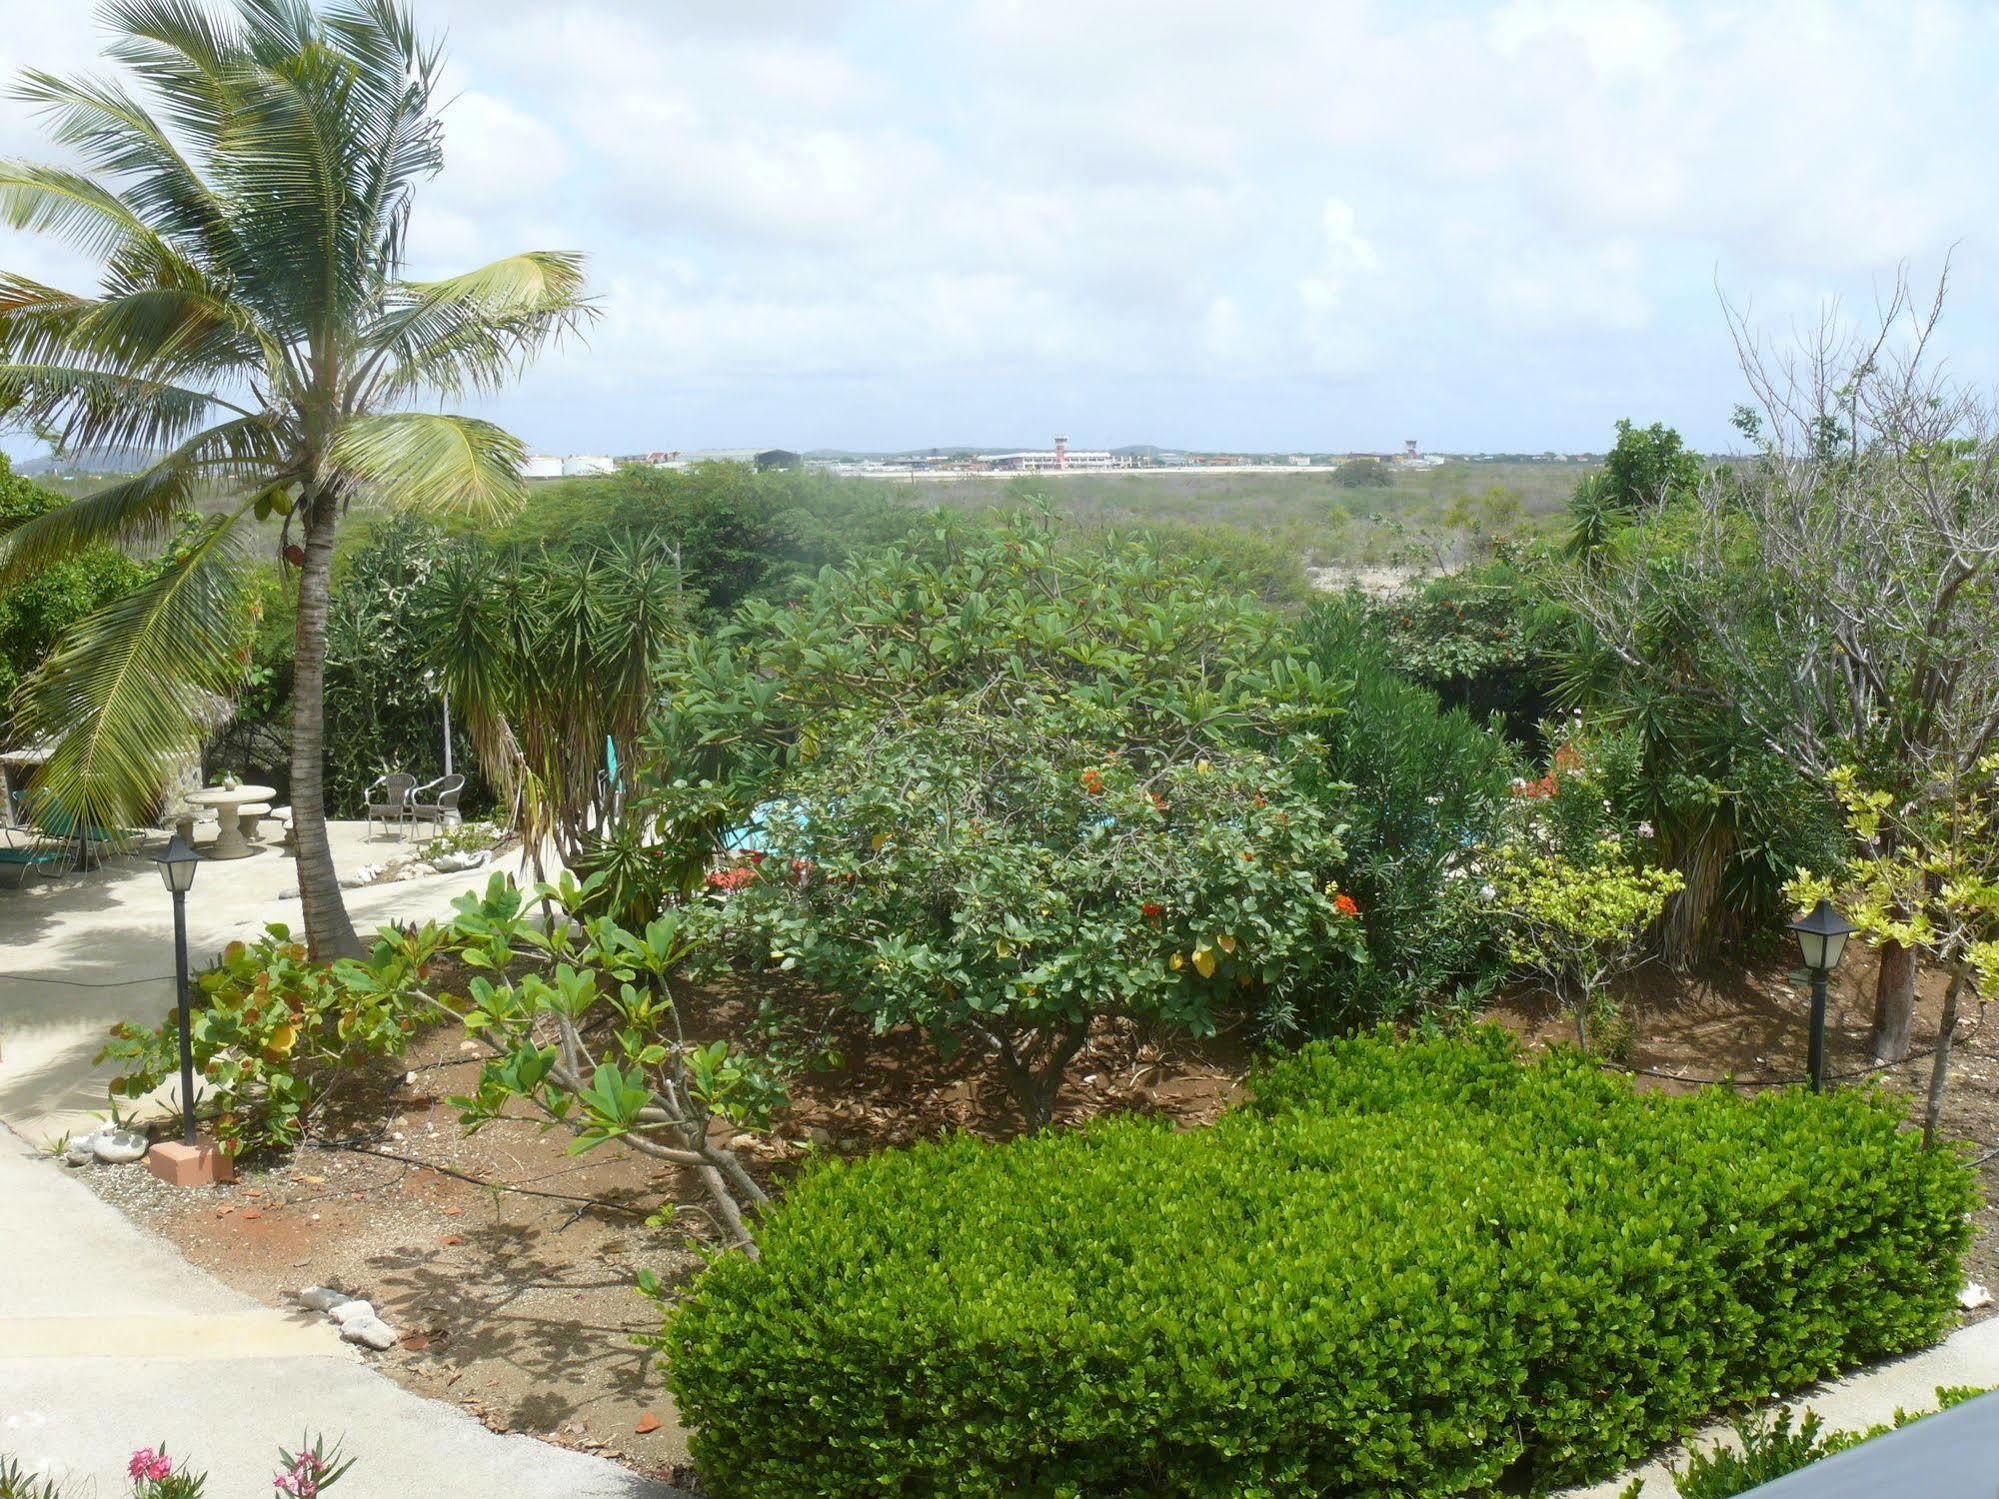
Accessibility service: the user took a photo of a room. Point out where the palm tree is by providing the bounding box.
[0,0,590,957]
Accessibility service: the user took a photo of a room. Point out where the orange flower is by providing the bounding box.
[1333,893,1359,917]
[1080,768,1104,794]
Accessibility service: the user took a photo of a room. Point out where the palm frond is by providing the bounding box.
[0,161,174,263]
[358,251,593,401]
[0,362,249,455]
[329,411,525,520]
[223,10,375,340]
[8,502,254,837]
[323,0,443,271]
[0,414,284,580]
[9,67,235,261]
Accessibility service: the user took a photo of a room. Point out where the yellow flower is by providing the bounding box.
[1192,947,1217,979]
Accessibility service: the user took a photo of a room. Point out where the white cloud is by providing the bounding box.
[5,0,1999,455]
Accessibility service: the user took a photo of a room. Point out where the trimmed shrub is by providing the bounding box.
[663,1029,1975,1497]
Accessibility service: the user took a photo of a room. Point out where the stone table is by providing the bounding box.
[183,784,277,859]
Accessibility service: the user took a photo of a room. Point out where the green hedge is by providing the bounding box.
[663,1028,1975,1497]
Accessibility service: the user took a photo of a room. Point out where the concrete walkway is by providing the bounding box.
[1564,1315,1999,1496]
[0,1130,680,1495]
[0,821,519,1147]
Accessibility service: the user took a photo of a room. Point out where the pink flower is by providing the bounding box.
[129,1449,173,1483]
[276,1452,327,1497]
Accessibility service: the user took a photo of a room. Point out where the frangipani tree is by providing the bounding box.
[0,0,589,957]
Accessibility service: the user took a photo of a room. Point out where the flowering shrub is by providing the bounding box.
[644,514,1362,1128]
[95,926,434,1155]
[716,711,1362,1129]
[0,1436,348,1499]
[1488,731,1682,1049]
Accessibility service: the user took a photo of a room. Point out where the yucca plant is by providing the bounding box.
[414,535,683,873]
[0,0,590,956]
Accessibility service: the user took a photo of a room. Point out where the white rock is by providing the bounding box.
[339,1317,398,1351]
[63,1133,100,1167]
[430,850,486,873]
[327,1299,377,1326]
[91,1128,148,1165]
[297,1286,351,1312]
[1960,1282,1992,1310]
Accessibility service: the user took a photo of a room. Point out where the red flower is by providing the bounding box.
[1333,893,1359,918]
[1080,768,1104,794]
[1140,901,1164,920]
[705,865,756,891]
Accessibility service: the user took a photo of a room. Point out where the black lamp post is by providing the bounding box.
[1790,898,1857,1092]
[154,834,201,1146]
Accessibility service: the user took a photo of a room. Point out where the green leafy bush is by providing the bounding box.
[96,925,429,1155]
[494,459,929,619]
[718,717,1361,1128]
[663,1029,1975,1497]
[1299,596,1519,1022]
[644,512,1358,1115]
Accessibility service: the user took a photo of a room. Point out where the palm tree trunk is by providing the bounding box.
[291,488,362,960]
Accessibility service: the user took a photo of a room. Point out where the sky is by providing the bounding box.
[4,0,1999,458]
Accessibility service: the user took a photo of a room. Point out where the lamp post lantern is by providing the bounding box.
[1790,898,1857,1092]
[153,834,201,1145]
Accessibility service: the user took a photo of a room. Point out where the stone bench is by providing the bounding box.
[172,809,219,845]
[236,802,273,843]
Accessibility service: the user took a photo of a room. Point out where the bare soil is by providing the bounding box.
[78,951,1999,1489]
